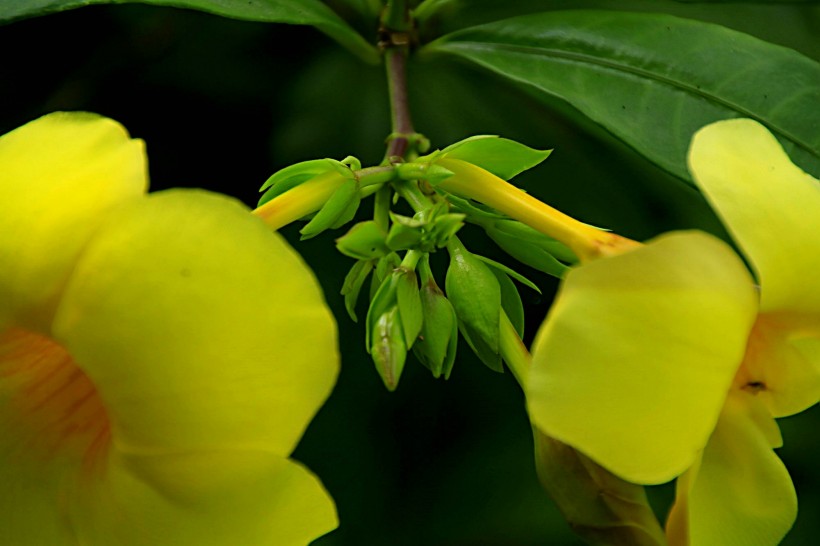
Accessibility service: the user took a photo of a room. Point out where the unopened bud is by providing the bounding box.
[371,307,407,391]
[413,279,458,378]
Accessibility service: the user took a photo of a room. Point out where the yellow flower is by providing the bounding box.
[527,119,819,545]
[0,113,339,545]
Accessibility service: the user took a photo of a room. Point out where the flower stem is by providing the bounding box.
[383,48,414,163]
[499,312,531,386]
[393,179,430,212]
[380,0,418,165]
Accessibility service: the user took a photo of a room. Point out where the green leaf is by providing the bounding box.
[1,0,378,63]
[441,136,552,180]
[425,10,820,181]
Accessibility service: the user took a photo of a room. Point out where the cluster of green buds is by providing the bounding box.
[254,135,597,390]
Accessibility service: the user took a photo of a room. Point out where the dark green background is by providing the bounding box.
[1,2,817,544]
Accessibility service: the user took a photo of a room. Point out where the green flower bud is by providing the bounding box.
[445,241,503,372]
[395,269,423,350]
[371,307,406,391]
[533,429,667,546]
[336,221,389,260]
[413,278,458,379]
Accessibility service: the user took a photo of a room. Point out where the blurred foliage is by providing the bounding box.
[1,2,817,544]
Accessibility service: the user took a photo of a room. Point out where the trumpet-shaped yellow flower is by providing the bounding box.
[0,113,339,545]
[528,119,819,545]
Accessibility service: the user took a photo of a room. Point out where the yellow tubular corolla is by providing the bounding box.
[0,113,340,546]
[435,157,640,262]
[252,170,346,231]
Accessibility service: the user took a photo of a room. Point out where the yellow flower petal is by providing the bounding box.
[0,112,147,331]
[52,189,339,457]
[0,327,105,545]
[0,451,75,545]
[688,118,820,315]
[666,391,796,546]
[737,315,820,417]
[67,450,336,546]
[528,231,757,484]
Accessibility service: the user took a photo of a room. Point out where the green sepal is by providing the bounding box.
[339,155,362,171]
[491,219,577,263]
[341,259,375,322]
[258,158,343,206]
[332,190,362,229]
[486,228,570,279]
[473,255,541,295]
[386,221,424,251]
[366,272,398,354]
[443,192,504,220]
[445,243,502,370]
[396,162,455,185]
[391,211,426,228]
[259,158,333,192]
[396,269,423,349]
[300,178,360,239]
[490,268,525,338]
[429,213,466,248]
[371,306,407,391]
[413,278,458,379]
[336,221,390,260]
[440,136,552,181]
[374,252,401,285]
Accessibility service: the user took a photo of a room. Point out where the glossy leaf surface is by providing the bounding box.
[0,0,378,63]
[425,10,820,182]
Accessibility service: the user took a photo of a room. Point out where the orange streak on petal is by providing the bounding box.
[0,328,111,471]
